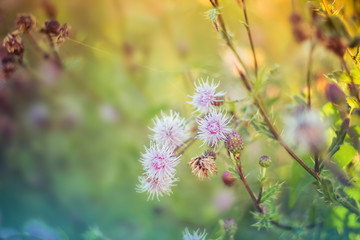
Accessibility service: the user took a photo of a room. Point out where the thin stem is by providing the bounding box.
[176,137,197,156]
[238,0,258,76]
[209,0,248,73]
[236,66,320,180]
[306,41,315,109]
[25,32,49,59]
[46,33,63,68]
[236,156,263,213]
[321,0,332,15]
[314,153,320,174]
[234,155,319,231]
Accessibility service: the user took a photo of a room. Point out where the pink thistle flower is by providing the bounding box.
[197,110,231,147]
[189,78,225,113]
[136,175,177,200]
[140,143,181,180]
[149,110,188,148]
[183,228,207,240]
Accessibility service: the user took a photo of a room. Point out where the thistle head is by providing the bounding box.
[188,150,217,180]
[259,155,272,168]
[225,131,243,155]
[15,13,36,33]
[3,32,24,57]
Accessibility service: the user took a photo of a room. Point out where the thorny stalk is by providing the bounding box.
[237,0,258,76]
[210,0,320,181]
[234,155,319,230]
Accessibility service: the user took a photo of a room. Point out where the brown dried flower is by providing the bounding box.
[15,13,36,33]
[3,32,24,57]
[188,150,217,180]
[56,24,70,45]
[43,20,61,35]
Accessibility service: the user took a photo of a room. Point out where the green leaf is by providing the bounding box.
[320,179,338,204]
[260,182,283,203]
[293,95,307,106]
[333,143,357,168]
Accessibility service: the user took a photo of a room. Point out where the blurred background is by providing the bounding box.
[0,0,358,239]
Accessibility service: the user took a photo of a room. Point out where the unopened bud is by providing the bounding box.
[211,96,224,106]
[222,171,236,187]
[224,218,238,236]
[225,131,244,155]
[325,83,346,105]
[259,155,272,168]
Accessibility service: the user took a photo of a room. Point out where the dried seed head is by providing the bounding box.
[326,37,347,57]
[222,171,236,187]
[259,155,272,168]
[43,20,60,35]
[224,218,238,236]
[56,24,70,45]
[325,83,346,105]
[3,32,24,57]
[188,150,217,180]
[211,95,225,106]
[16,13,36,33]
[225,131,243,155]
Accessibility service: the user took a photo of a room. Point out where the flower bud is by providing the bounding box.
[211,96,225,106]
[222,171,236,187]
[225,131,243,155]
[259,155,272,168]
[224,218,238,236]
[325,83,346,105]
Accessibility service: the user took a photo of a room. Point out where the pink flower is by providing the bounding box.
[189,78,225,113]
[140,143,180,180]
[149,110,188,148]
[183,228,207,240]
[136,175,177,200]
[197,110,231,147]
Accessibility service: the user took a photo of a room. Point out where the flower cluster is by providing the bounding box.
[137,111,188,200]
[138,78,232,200]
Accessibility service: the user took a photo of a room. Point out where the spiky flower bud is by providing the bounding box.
[15,13,36,33]
[222,171,236,187]
[225,131,243,155]
[259,155,272,168]
[224,218,238,237]
[211,96,225,106]
[325,83,346,105]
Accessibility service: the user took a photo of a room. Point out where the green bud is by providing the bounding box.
[259,155,272,168]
